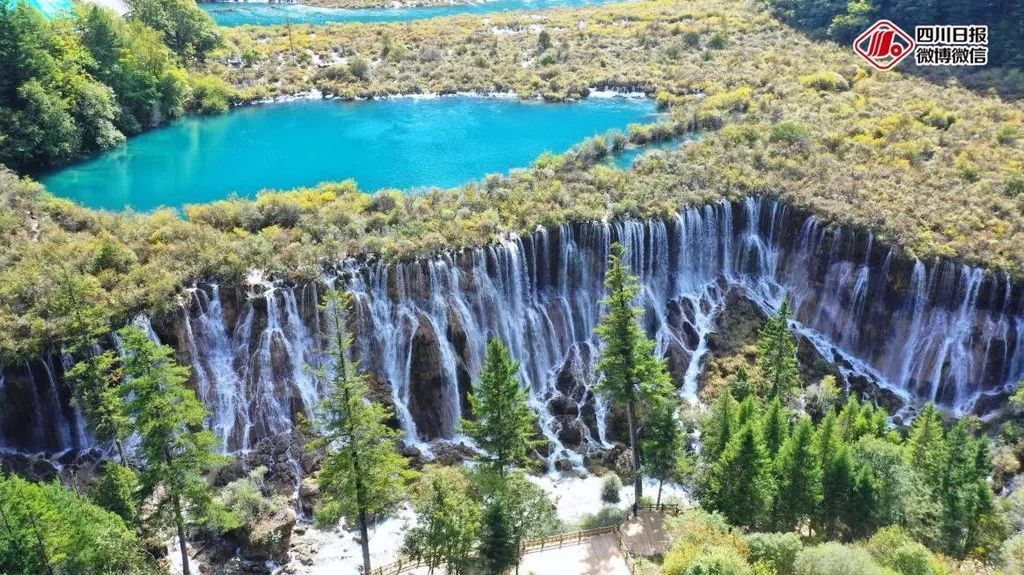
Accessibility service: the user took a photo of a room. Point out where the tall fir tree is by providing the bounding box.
[818,443,856,539]
[704,424,775,529]
[756,301,801,400]
[738,394,760,426]
[772,418,822,531]
[761,397,790,457]
[118,327,223,575]
[460,339,538,478]
[905,403,948,493]
[642,399,685,507]
[595,242,672,512]
[311,290,411,574]
[703,391,739,462]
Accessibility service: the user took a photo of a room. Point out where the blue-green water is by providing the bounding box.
[3,0,72,17]
[42,97,657,211]
[202,0,622,26]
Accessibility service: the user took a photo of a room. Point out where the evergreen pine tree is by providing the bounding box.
[836,396,862,442]
[460,339,539,478]
[906,403,947,493]
[704,424,775,529]
[478,498,516,574]
[819,443,855,539]
[738,394,760,426]
[772,418,822,531]
[761,397,790,457]
[595,242,672,512]
[118,327,224,575]
[642,399,685,507]
[703,391,739,462]
[847,465,879,539]
[756,301,801,400]
[312,291,411,574]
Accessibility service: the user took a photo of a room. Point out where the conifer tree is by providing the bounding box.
[738,394,760,426]
[312,290,411,574]
[118,327,223,575]
[479,498,516,574]
[703,391,739,462]
[704,424,775,529]
[730,367,754,400]
[595,242,672,511]
[819,443,856,539]
[815,409,840,471]
[57,270,129,462]
[756,301,801,400]
[461,339,538,478]
[906,403,947,493]
[761,397,790,457]
[837,396,862,442]
[642,399,685,507]
[772,418,822,531]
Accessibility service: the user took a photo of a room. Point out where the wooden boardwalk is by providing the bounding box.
[517,532,630,575]
[618,508,673,557]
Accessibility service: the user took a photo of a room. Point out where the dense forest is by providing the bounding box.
[764,0,1024,96]
[0,0,229,172]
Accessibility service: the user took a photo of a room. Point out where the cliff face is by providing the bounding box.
[3,198,1022,467]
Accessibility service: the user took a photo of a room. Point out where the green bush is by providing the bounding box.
[800,71,849,92]
[707,31,728,49]
[601,474,622,504]
[576,506,629,530]
[348,56,370,81]
[1005,174,1024,197]
[90,463,141,524]
[721,124,760,145]
[770,122,811,145]
[793,543,886,575]
[683,547,753,575]
[188,74,238,115]
[746,532,802,575]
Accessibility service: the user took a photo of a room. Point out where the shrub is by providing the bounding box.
[707,31,728,49]
[793,543,886,575]
[997,126,1020,145]
[601,474,622,503]
[348,56,370,81]
[682,547,753,575]
[577,506,629,530]
[721,124,760,145]
[188,74,237,115]
[217,467,288,530]
[90,463,141,525]
[746,532,802,575]
[703,87,753,113]
[1005,174,1024,197]
[800,71,849,92]
[1003,532,1024,575]
[770,122,811,145]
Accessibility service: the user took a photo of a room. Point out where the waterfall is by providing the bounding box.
[2,197,1022,461]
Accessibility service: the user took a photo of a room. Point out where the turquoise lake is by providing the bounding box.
[202,0,622,26]
[3,0,72,17]
[41,97,657,211]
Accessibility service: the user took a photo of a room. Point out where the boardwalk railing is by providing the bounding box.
[367,502,684,575]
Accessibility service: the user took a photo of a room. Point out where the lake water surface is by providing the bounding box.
[42,96,657,211]
[202,0,623,26]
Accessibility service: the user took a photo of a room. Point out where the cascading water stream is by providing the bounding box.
[2,197,1022,465]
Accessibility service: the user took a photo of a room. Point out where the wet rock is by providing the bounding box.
[408,319,449,440]
[240,508,297,563]
[431,441,477,466]
[0,452,59,483]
